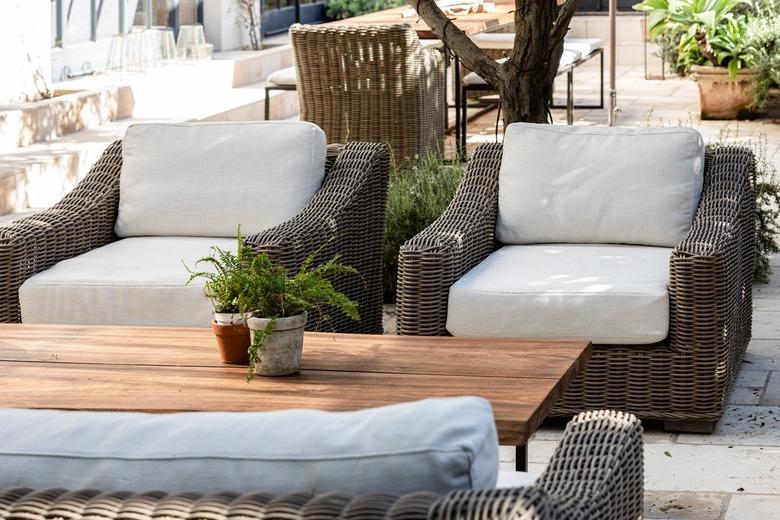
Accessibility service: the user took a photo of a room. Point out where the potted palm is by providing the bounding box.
[184,238,251,364]
[635,0,757,119]
[236,239,360,380]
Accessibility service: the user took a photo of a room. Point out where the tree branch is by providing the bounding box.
[410,0,501,88]
[550,0,581,47]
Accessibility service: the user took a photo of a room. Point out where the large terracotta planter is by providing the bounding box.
[691,65,757,120]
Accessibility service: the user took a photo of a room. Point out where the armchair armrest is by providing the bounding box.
[245,141,390,334]
[668,146,755,359]
[418,46,447,149]
[396,143,502,335]
[0,140,122,322]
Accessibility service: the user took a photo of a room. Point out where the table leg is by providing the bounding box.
[454,56,463,158]
[515,444,528,472]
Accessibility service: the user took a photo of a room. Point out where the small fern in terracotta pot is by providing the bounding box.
[184,231,254,364]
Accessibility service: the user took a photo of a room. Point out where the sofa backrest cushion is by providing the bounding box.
[0,397,498,495]
[496,123,705,247]
[116,121,327,238]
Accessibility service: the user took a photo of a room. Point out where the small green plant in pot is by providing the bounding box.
[237,240,360,380]
[184,233,254,364]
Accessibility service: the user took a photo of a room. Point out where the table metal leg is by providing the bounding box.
[454,56,463,158]
[566,69,574,125]
[516,444,528,472]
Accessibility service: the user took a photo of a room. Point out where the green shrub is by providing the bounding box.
[383,153,463,303]
[746,6,780,108]
[325,0,406,20]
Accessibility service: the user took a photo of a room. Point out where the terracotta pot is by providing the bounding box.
[691,65,757,120]
[211,321,250,364]
[247,312,307,377]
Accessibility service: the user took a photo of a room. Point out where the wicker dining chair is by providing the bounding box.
[396,143,756,432]
[0,140,389,334]
[0,410,644,520]
[290,24,446,164]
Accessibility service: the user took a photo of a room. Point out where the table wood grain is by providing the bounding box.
[0,324,590,446]
[322,0,517,39]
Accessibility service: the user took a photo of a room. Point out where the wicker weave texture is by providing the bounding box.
[396,144,756,423]
[0,411,643,520]
[290,24,446,164]
[0,141,389,334]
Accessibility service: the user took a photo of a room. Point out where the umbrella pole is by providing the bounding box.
[608,0,618,126]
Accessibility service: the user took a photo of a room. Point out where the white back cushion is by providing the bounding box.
[496,124,704,247]
[0,397,498,495]
[116,121,327,238]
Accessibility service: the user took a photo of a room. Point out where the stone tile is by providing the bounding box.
[744,340,780,370]
[763,372,780,406]
[643,491,729,520]
[728,386,763,405]
[753,298,780,311]
[724,494,780,519]
[644,443,780,493]
[736,370,769,388]
[677,406,780,446]
[751,311,780,340]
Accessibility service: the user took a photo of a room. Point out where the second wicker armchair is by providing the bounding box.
[290,24,446,164]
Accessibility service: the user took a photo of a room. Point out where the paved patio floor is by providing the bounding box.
[388,64,780,519]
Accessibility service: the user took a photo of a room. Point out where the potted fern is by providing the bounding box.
[237,241,360,380]
[184,237,252,364]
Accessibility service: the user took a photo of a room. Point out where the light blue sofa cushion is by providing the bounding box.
[0,397,498,494]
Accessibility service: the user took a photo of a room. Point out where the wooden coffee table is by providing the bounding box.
[0,324,590,471]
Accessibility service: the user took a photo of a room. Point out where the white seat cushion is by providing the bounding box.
[0,397,499,495]
[470,32,514,49]
[463,51,580,86]
[267,65,297,86]
[116,121,325,238]
[496,123,705,247]
[19,237,233,326]
[446,244,672,344]
[564,37,603,57]
[420,39,444,49]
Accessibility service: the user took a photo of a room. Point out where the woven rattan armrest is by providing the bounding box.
[245,141,390,334]
[0,140,123,322]
[396,143,503,335]
[668,146,756,354]
[0,411,642,520]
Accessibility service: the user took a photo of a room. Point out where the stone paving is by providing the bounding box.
[390,65,780,519]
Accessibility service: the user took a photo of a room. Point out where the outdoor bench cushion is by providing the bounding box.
[496,123,704,247]
[20,236,230,326]
[447,244,672,344]
[0,397,499,495]
[267,66,297,86]
[463,51,581,86]
[116,121,326,238]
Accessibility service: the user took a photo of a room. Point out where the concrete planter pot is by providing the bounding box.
[691,65,757,120]
[247,312,307,376]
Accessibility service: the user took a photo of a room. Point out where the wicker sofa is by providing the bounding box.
[0,410,644,520]
[397,126,755,432]
[290,24,446,164]
[0,126,389,333]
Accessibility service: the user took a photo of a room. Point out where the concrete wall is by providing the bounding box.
[0,0,52,104]
[204,0,255,51]
[568,13,645,67]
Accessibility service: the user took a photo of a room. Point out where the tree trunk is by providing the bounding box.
[498,66,551,124]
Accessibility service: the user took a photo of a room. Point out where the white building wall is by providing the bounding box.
[0,0,52,104]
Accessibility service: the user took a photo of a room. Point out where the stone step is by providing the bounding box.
[0,82,298,216]
[0,85,133,153]
[0,45,294,153]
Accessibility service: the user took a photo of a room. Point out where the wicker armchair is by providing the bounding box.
[0,410,643,520]
[397,143,756,432]
[290,24,446,164]
[0,141,389,334]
